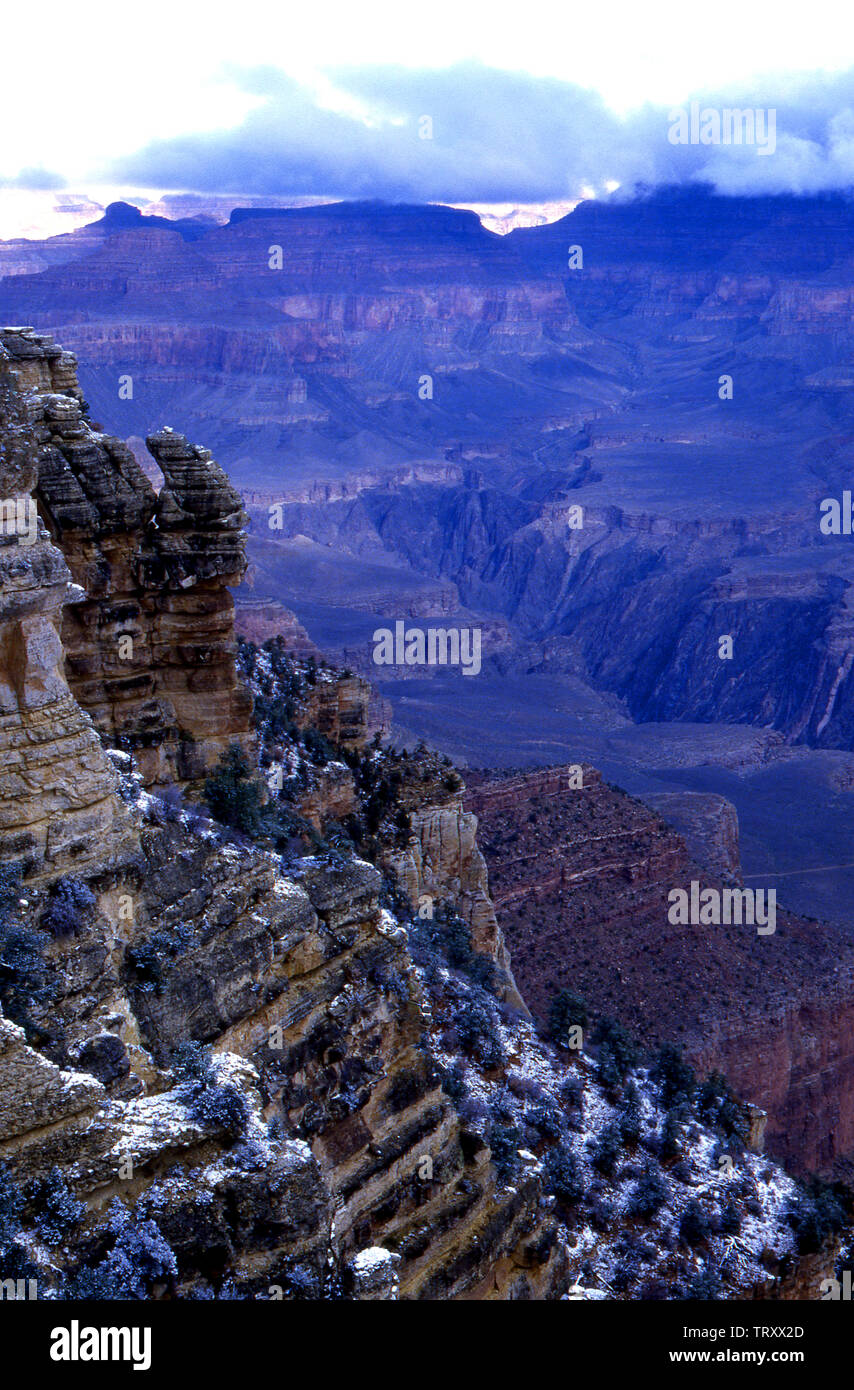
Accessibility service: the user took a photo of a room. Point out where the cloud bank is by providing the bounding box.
[101,63,854,201]
[0,168,66,191]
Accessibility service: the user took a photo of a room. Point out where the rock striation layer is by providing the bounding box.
[0,327,254,788]
[0,329,136,878]
[466,764,854,1173]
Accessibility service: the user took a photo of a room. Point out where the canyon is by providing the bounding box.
[6,193,854,789]
[3,184,854,1297]
[0,325,845,1301]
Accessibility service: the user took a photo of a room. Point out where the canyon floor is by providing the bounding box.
[271,596,854,932]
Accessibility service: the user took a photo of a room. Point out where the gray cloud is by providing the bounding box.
[0,167,67,191]
[107,62,854,201]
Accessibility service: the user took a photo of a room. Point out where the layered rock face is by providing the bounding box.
[0,324,843,1300]
[0,758,570,1299]
[644,790,742,882]
[466,764,854,1173]
[0,328,254,788]
[0,337,566,1298]
[0,724,814,1302]
[0,330,136,879]
[384,788,527,1012]
[124,828,565,1299]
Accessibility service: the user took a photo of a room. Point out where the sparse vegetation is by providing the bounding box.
[547,989,589,1045]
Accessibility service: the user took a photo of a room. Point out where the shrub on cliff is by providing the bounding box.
[0,1164,50,1290]
[695,1070,748,1149]
[170,1039,215,1090]
[453,996,504,1069]
[543,1146,585,1208]
[204,744,265,836]
[558,1074,585,1122]
[547,989,590,1046]
[590,1122,623,1176]
[618,1083,643,1145]
[303,727,335,767]
[679,1199,711,1247]
[411,901,500,995]
[62,1202,177,1300]
[0,864,53,1038]
[719,1203,742,1235]
[191,1085,250,1142]
[658,1107,687,1162]
[787,1179,848,1255]
[28,1168,85,1247]
[169,1042,249,1142]
[41,877,95,938]
[628,1165,667,1219]
[651,1044,695,1108]
[0,1162,22,1249]
[593,1017,639,1081]
[125,923,194,996]
[437,1060,466,1104]
[488,1124,521,1185]
[524,1097,565,1143]
[685,1267,723,1299]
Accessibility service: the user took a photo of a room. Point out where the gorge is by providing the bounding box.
[0,325,847,1302]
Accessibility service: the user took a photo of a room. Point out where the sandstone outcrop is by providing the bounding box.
[0,329,137,879]
[0,327,254,788]
[385,794,526,1012]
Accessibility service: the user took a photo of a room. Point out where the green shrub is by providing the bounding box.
[488,1125,520,1185]
[679,1199,711,1247]
[618,1084,643,1145]
[787,1180,848,1255]
[62,1203,176,1301]
[593,1017,639,1077]
[695,1070,748,1148]
[651,1044,695,1108]
[547,990,589,1046]
[659,1107,686,1161]
[191,1085,250,1142]
[590,1122,622,1176]
[203,744,264,836]
[28,1169,84,1247]
[543,1146,585,1207]
[41,877,96,938]
[454,998,504,1069]
[628,1165,666,1219]
[0,864,53,1037]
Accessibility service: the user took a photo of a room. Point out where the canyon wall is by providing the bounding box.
[0,330,568,1299]
[0,327,254,788]
[466,764,854,1174]
[0,330,137,879]
[0,321,843,1301]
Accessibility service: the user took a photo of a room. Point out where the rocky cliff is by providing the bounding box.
[0,328,254,789]
[0,331,136,880]
[466,765,854,1175]
[0,330,835,1302]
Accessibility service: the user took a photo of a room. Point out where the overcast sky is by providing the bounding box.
[4,0,854,203]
